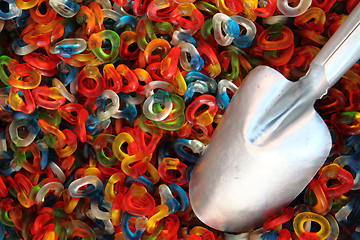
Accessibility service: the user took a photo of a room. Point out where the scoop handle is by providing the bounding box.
[311,3,360,88]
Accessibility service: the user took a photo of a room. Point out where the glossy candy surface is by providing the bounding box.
[0,0,359,239]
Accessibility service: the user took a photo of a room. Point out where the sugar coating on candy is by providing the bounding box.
[0,0,359,239]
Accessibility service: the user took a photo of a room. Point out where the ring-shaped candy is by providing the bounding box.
[105,172,126,203]
[57,62,78,86]
[15,0,38,9]
[158,157,187,185]
[125,176,156,195]
[335,192,360,228]
[231,15,256,48]
[119,31,140,60]
[194,1,218,16]
[88,30,120,63]
[184,78,217,102]
[294,7,326,33]
[121,153,152,178]
[143,91,173,121]
[153,113,186,131]
[142,218,166,240]
[138,114,163,135]
[30,0,57,24]
[311,0,336,12]
[293,212,331,240]
[48,0,79,17]
[14,173,34,208]
[157,214,180,239]
[212,13,240,46]
[90,196,112,220]
[334,155,360,190]
[331,111,360,136]
[252,0,276,17]
[122,184,156,216]
[50,38,87,59]
[178,42,204,72]
[161,47,180,80]
[116,64,139,93]
[306,179,328,214]
[35,182,64,205]
[185,94,218,127]
[146,0,176,22]
[159,183,189,213]
[8,63,41,89]
[114,15,137,34]
[216,79,238,110]
[0,198,16,227]
[219,49,240,80]
[197,45,221,78]
[144,38,171,64]
[103,64,122,93]
[52,78,76,103]
[174,138,205,164]
[324,214,339,240]
[170,3,204,31]
[14,142,41,174]
[65,220,96,239]
[12,38,39,56]
[185,71,212,83]
[144,81,176,98]
[9,118,39,147]
[263,207,294,231]
[23,52,58,71]
[136,18,156,51]
[277,0,311,17]
[214,0,239,16]
[113,103,138,121]
[264,42,294,66]
[93,134,118,167]
[96,90,120,121]
[48,161,66,183]
[29,0,56,24]
[112,132,139,161]
[134,124,163,155]
[76,6,96,35]
[317,163,354,198]
[146,204,169,234]
[32,86,66,110]
[38,119,66,149]
[0,56,17,86]
[68,175,103,198]
[88,2,104,32]
[121,212,148,240]
[0,0,22,20]
[189,226,216,239]
[154,93,185,122]
[77,66,105,98]
[171,31,198,47]
[257,24,294,51]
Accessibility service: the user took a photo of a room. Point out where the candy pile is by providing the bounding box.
[0,0,360,238]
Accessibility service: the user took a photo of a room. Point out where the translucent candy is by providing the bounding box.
[96,89,120,121]
[277,0,312,17]
[68,175,103,198]
[213,13,240,46]
[178,42,204,72]
[9,118,40,147]
[50,38,87,58]
[0,0,22,20]
[49,0,80,18]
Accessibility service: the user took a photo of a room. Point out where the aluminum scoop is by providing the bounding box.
[189,3,360,234]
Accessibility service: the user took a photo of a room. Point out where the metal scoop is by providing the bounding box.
[189,3,360,234]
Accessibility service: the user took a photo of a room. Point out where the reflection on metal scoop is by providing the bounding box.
[189,3,360,234]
